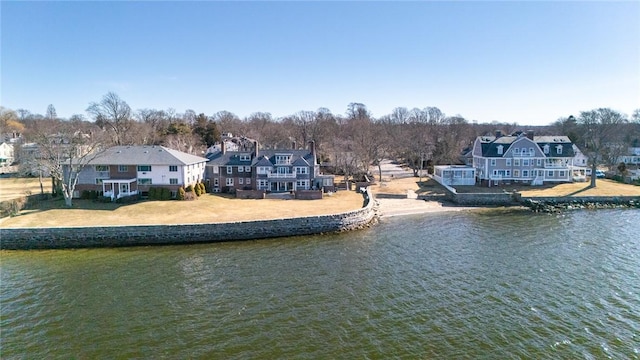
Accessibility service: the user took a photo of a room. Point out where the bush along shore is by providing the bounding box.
[521,198,640,214]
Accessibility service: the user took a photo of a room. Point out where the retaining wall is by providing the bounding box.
[0,190,375,250]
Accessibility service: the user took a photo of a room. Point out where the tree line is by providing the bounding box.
[2,92,639,186]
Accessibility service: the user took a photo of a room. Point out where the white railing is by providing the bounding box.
[267,173,296,179]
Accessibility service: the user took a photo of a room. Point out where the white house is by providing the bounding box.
[433,165,476,186]
[69,145,208,200]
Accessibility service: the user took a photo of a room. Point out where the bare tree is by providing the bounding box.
[86,92,134,145]
[29,121,106,207]
[46,104,57,121]
[578,108,627,187]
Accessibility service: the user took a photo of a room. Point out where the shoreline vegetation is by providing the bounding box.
[2,171,640,229]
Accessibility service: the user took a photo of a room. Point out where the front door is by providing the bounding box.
[120,183,129,195]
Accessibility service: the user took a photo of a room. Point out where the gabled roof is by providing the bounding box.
[475,135,575,158]
[207,151,253,166]
[89,146,207,165]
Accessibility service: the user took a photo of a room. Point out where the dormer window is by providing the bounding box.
[497,145,504,155]
[275,154,292,165]
[543,144,550,154]
[556,145,563,154]
[514,148,520,155]
[239,154,251,161]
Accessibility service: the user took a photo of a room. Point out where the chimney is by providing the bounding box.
[253,140,259,159]
[527,130,534,140]
[495,130,502,138]
[309,140,317,165]
[291,140,297,149]
[221,140,226,154]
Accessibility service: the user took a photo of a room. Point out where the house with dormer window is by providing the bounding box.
[205,136,334,193]
[472,131,581,186]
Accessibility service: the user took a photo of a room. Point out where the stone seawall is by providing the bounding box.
[0,191,376,250]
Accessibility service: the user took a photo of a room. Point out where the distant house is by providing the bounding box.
[0,142,14,167]
[69,145,207,200]
[618,147,640,165]
[205,136,334,193]
[472,131,580,186]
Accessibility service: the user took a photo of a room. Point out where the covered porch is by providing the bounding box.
[103,178,138,201]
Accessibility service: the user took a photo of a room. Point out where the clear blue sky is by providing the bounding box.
[2,1,639,125]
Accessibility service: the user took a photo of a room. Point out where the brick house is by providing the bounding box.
[205,137,334,193]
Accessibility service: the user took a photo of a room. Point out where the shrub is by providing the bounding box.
[199,182,206,194]
[186,184,194,193]
[177,187,186,200]
[160,187,171,200]
[148,187,157,200]
[194,183,202,197]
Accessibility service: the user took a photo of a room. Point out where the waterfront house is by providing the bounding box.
[205,136,334,193]
[70,145,207,199]
[472,131,580,186]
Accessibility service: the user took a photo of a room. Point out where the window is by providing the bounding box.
[138,178,152,185]
[95,165,109,172]
[506,159,511,166]
[170,178,178,185]
[118,165,128,172]
[239,178,244,185]
[296,180,309,189]
[213,166,219,174]
[556,145,563,154]
[295,167,309,174]
[245,166,251,173]
[227,166,233,174]
[529,148,534,156]
[257,179,269,189]
[523,170,529,177]
[238,166,244,173]
[514,148,520,155]
[559,171,566,177]
[514,170,520,177]
[514,159,520,166]
[226,178,234,186]
[137,165,151,172]
[497,145,504,155]
[505,170,511,177]
[95,178,104,184]
[523,159,529,166]
[214,178,219,186]
[246,178,251,184]
[240,154,250,161]
[275,155,291,165]
[548,171,553,177]
[543,144,550,154]
[490,159,496,166]
[169,165,178,172]
[257,167,270,174]
[537,159,542,166]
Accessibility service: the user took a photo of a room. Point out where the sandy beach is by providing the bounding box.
[374,198,477,218]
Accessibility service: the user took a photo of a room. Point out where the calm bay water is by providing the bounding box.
[2,209,639,359]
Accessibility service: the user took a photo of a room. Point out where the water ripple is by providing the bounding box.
[1,209,639,358]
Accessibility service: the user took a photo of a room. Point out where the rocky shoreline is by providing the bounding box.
[521,198,640,214]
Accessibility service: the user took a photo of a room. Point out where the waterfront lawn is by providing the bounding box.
[0,190,365,228]
[368,175,640,198]
[454,179,640,197]
[0,177,49,202]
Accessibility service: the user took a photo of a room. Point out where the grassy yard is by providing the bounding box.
[0,177,50,202]
[369,175,640,198]
[0,190,365,228]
